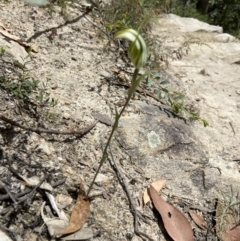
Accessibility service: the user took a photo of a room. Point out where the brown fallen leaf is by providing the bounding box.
[149,185,193,241]
[58,182,90,236]
[189,210,207,230]
[0,28,38,52]
[143,179,166,205]
[223,226,240,241]
[216,199,240,241]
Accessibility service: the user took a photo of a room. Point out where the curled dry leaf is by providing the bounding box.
[143,179,166,205]
[45,192,68,221]
[189,210,207,230]
[60,228,93,240]
[41,202,69,237]
[149,185,193,241]
[58,182,90,236]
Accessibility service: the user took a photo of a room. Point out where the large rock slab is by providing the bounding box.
[116,101,218,199]
[147,14,240,196]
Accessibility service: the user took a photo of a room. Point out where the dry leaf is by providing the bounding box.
[216,200,240,241]
[59,182,90,236]
[19,175,53,191]
[41,202,69,237]
[223,226,240,241]
[45,192,68,221]
[149,185,193,241]
[143,179,166,205]
[0,28,38,52]
[60,228,93,240]
[189,210,207,230]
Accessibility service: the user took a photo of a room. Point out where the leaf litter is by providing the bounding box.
[216,199,240,241]
[41,181,90,239]
[189,209,207,230]
[58,181,90,237]
[143,179,166,205]
[149,185,193,241]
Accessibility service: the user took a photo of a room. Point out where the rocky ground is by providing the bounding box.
[0,1,240,241]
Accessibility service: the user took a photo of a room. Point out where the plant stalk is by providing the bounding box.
[86,68,139,197]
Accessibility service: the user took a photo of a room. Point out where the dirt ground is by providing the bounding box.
[1,1,240,241]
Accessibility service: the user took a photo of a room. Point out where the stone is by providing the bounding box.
[95,173,110,186]
[214,33,236,42]
[0,35,30,65]
[155,14,223,34]
[56,194,73,209]
[116,102,209,198]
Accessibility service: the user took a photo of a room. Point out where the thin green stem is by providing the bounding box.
[86,68,139,197]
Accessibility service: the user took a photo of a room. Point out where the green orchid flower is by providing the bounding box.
[114,28,147,69]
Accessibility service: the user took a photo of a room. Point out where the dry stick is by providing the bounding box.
[27,8,92,42]
[108,143,154,241]
[0,179,65,201]
[0,180,18,206]
[0,115,97,135]
[17,176,46,204]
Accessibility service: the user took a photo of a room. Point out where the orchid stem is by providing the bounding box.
[86,68,139,197]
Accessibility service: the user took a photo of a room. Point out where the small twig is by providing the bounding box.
[0,179,65,201]
[51,178,66,188]
[3,206,14,218]
[27,9,92,42]
[229,121,236,135]
[0,187,31,201]
[0,180,18,206]
[108,143,154,241]
[17,176,46,204]
[0,115,97,135]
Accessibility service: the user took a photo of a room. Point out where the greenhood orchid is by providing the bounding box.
[114,29,147,69]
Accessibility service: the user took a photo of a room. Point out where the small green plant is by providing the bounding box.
[104,13,130,35]
[0,76,39,99]
[97,0,153,38]
[144,36,209,126]
[35,78,58,107]
[0,48,57,108]
[0,47,5,55]
[87,28,148,196]
[0,55,39,99]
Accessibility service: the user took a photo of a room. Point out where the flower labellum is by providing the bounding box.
[114,29,147,69]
